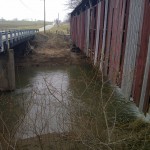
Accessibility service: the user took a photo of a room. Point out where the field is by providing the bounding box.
[0,20,53,30]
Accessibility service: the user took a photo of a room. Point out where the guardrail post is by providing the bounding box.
[21,31,22,39]
[16,30,19,41]
[0,32,3,52]
[20,30,22,40]
[5,31,9,49]
[7,49,15,90]
[25,30,27,37]
[22,30,24,38]
[10,31,13,47]
[30,30,32,36]
[18,30,20,40]
[14,31,17,42]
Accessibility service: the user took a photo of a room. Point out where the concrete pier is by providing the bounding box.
[0,49,15,91]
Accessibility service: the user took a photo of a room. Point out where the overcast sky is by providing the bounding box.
[0,0,69,21]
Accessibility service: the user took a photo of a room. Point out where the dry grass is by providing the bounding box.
[49,23,70,35]
[15,28,71,67]
[0,20,52,30]
[34,29,70,49]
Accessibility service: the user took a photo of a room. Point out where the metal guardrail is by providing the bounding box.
[0,29,39,52]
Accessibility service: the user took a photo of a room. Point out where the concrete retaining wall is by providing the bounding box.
[0,49,15,91]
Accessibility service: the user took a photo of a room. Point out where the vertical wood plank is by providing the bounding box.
[10,31,13,46]
[5,31,9,49]
[121,0,145,100]
[85,8,90,56]
[97,0,105,64]
[103,0,114,76]
[94,2,101,65]
[0,32,3,52]
[100,0,109,70]
[139,37,150,112]
[132,0,150,107]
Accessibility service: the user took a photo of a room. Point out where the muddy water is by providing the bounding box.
[0,64,150,150]
[17,66,72,137]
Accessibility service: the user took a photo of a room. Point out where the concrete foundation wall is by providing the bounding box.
[0,49,15,91]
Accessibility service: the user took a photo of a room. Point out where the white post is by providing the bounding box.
[85,9,90,56]
[0,32,3,52]
[100,0,109,70]
[94,2,101,65]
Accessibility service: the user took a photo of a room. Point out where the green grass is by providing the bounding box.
[0,20,53,30]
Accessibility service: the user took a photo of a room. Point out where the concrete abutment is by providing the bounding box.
[0,49,15,91]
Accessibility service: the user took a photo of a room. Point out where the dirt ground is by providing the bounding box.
[15,33,81,67]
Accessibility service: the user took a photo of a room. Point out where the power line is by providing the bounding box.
[19,0,33,12]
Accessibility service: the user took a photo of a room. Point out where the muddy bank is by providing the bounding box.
[15,33,84,67]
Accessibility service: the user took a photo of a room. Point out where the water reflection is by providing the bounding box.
[0,65,150,150]
[15,67,71,139]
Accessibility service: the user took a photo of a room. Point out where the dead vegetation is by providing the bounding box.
[15,23,73,67]
[49,24,70,35]
[16,31,72,67]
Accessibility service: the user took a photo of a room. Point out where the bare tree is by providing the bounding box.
[66,0,82,10]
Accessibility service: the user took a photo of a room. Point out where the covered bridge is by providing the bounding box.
[70,0,150,114]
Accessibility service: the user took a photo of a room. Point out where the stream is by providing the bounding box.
[0,64,150,150]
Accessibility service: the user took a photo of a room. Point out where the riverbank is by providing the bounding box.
[15,33,83,67]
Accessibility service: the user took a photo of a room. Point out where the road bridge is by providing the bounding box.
[0,29,39,91]
[0,29,38,52]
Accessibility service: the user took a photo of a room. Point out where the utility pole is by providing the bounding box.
[57,13,59,26]
[58,13,59,21]
[44,0,46,33]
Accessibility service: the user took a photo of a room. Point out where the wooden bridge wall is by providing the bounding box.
[70,0,150,114]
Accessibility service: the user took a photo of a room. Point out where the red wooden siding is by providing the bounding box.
[103,0,114,76]
[143,69,150,113]
[97,0,105,63]
[89,6,98,60]
[70,0,150,114]
[119,0,130,87]
[108,0,128,85]
[81,11,86,50]
[132,0,149,105]
[132,0,150,112]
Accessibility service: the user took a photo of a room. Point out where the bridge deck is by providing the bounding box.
[0,29,39,52]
